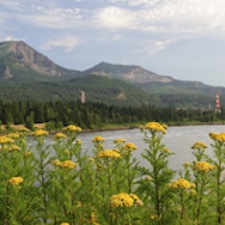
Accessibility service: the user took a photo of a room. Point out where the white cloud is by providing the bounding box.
[131,39,175,55]
[2,0,225,54]
[92,0,151,7]
[19,7,83,29]
[0,0,24,11]
[41,35,79,52]
[139,0,225,36]
[93,6,136,29]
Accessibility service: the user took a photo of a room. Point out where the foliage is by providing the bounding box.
[0,100,224,131]
[0,122,225,224]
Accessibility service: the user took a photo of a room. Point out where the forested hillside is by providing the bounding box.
[0,100,223,130]
[0,40,225,109]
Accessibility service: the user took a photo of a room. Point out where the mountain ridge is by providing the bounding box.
[0,41,81,81]
[0,40,224,109]
[82,61,174,84]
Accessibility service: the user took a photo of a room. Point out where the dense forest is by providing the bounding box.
[0,100,224,130]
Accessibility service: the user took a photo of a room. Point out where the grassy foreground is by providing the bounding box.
[1,122,225,225]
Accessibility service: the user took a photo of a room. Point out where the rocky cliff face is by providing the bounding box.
[125,67,173,84]
[6,41,63,77]
[83,62,174,84]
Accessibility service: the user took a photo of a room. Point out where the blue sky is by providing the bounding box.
[0,0,225,86]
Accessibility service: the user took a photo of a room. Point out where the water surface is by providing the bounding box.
[78,125,225,170]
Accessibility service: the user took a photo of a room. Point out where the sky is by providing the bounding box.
[1,0,225,86]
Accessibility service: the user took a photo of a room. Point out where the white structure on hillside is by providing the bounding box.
[80,91,86,104]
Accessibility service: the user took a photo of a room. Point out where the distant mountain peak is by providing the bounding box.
[5,41,61,76]
[0,40,80,81]
[83,61,174,84]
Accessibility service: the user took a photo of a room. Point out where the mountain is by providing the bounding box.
[0,40,224,109]
[83,61,173,84]
[0,41,81,82]
[82,61,224,108]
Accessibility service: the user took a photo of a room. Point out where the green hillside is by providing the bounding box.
[0,40,224,109]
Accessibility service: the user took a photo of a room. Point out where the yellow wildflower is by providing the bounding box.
[0,144,20,152]
[60,160,77,169]
[52,159,62,167]
[16,126,30,132]
[160,147,171,154]
[170,178,192,190]
[145,176,151,181]
[8,177,23,186]
[60,223,70,225]
[194,161,215,172]
[122,142,137,151]
[7,132,20,139]
[0,136,14,144]
[114,138,126,144]
[192,141,207,150]
[54,132,67,139]
[89,157,95,163]
[190,189,197,196]
[141,122,167,134]
[9,144,20,151]
[92,136,105,143]
[52,159,77,169]
[130,193,139,201]
[98,149,121,158]
[129,193,143,206]
[209,132,225,142]
[136,199,144,206]
[63,125,82,133]
[24,151,32,156]
[110,193,134,207]
[183,162,191,168]
[76,139,82,145]
[31,129,48,137]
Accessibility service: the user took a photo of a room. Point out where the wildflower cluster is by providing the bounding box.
[192,141,207,150]
[63,125,82,133]
[170,178,193,190]
[140,121,167,134]
[52,159,77,169]
[209,132,225,142]
[160,147,171,154]
[7,132,21,139]
[92,136,105,143]
[31,129,49,137]
[194,161,215,172]
[97,149,121,158]
[8,177,23,186]
[1,144,20,152]
[0,135,14,144]
[76,139,82,145]
[110,192,142,208]
[113,138,126,144]
[183,162,191,168]
[1,121,225,225]
[122,142,137,151]
[54,132,67,139]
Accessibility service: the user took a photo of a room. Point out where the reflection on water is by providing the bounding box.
[78,125,225,171]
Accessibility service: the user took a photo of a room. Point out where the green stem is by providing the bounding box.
[180,191,185,225]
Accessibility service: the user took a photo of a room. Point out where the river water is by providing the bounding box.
[77,125,225,171]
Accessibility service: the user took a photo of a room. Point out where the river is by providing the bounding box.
[77,124,225,171]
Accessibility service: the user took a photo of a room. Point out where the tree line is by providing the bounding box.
[0,100,224,130]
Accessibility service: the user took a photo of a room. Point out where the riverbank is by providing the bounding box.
[1,120,225,135]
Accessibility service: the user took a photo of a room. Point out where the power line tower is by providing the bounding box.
[215,93,221,113]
